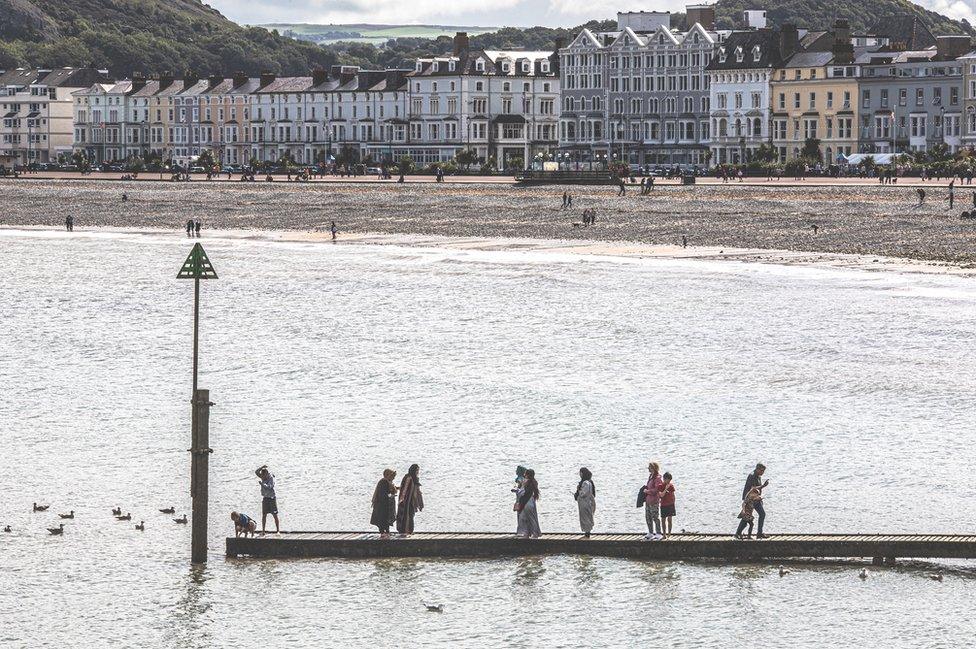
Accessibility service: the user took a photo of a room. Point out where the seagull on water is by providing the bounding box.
[116,513,132,521]
[159,507,176,514]
[33,503,50,512]
[779,565,790,577]
[859,568,868,579]
[112,507,122,516]
[423,602,444,613]
[48,524,65,536]
[928,573,944,582]
[135,521,145,531]
[174,514,188,524]
[59,511,75,519]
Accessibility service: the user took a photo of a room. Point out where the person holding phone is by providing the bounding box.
[742,463,769,538]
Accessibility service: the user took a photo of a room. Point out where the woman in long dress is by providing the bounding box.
[370,469,397,537]
[574,467,596,538]
[515,469,541,538]
[395,464,422,535]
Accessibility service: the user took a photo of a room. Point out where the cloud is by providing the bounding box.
[917,0,976,24]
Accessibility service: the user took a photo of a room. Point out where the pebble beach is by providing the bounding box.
[3,178,976,267]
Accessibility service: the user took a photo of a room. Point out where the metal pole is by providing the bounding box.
[190,388,211,564]
[192,277,199,393]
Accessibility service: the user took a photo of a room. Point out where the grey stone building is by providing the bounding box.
[856,36,971,155]
[558,8,726,168]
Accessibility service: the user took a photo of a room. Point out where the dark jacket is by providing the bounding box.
[370,479,396,527]
[743,472,763,501]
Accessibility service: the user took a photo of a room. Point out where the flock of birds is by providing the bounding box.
[777,564,945,582]
[6,502,189,536]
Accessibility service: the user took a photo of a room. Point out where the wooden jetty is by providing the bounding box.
[226,532,976,563]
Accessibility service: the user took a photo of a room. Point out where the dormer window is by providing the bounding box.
[659,34,666,44]
[502,63,510,73]
[735,47,744,63]
[718,47,727,63]
[415,62,423,72]
[753,45,761,62]
[432,62,439,72]
[476,59,486,72]
[522,62,530,73]
[448,61,456,72]
[541,62,549,73]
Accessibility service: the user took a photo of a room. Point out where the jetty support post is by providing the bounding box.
[190,389,212,564]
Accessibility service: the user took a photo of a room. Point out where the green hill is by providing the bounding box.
[0,0,338,76]
[712,0,973,36]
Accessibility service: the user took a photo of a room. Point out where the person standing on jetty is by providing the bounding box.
[659,472,676,539]
[396,464,423,535]
[185,219,193,238]
[370,469,398,537]
[574,467,596,538]
[194,220,201,238]
[742,463,768,538]
[515,468,541,538]
[643,462,664,540]
[255,465,280,533]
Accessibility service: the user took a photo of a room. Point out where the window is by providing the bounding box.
[916,88,924,106]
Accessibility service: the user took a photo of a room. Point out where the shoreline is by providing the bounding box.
[5,224,974,278]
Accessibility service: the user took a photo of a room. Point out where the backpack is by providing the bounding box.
[636,485,646,508]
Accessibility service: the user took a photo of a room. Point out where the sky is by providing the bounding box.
[207,0,975,29]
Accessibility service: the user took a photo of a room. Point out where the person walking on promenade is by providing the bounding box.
[659,472,676,538]
[617,178,626,196]
[370,469,398,537]
[567,193,573,208]
[194,220,201,238]
[396,464,423,535]
[735,485,762,539]
[643,462,664,540]
[255,465,280,533]
[515,468,541,538]
[574,467,596,538]
[562,191,568,209]
[185,219,193,237]
[742,463,768,538]
[331,221,338,242]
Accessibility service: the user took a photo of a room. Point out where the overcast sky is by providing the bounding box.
[208,0,974,29]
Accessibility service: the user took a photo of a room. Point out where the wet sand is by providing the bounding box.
[3,178,976,267]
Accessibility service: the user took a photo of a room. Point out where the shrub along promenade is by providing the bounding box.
[3,177,976,266]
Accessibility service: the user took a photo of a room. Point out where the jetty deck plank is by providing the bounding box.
[226,532,976,561]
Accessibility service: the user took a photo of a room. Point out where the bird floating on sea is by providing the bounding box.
[59,511,75,519]
[112,507,122,516]
[159,507,175,514]
[174,515,187,524]
[928,573,944,582]
[779,565,790,577]
[423,603,444,613]
[135,522,145,531]
[33,503,50,512]
[3,525,11,533]
[116,513,132,521]
[48,524,64,535]
[859,568,869,579]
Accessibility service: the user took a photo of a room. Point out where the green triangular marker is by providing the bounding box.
[177,243,218,280]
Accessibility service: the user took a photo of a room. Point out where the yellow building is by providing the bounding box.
[770,22,860,165]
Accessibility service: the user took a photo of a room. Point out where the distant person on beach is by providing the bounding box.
[949,182,955,210]
[185,219,193,237]
[660,472,676,539]
[231,511,256,537]
[396,464,423,535]
[515,468,541,538]
[742,463,768,538]
[682,235,687,248]
[370,469,398,537]
[562,191,568,208]
[574,467,596,538]
[194,220,201,238]
[735,486,762,539]
[643,461,664,540]
[916,188,926,206]
[121,193,128,202]
[65,215,73,232]
[255,465,279,533]
[330,221,338,241]
[617,179,626,196]
[567,193,573,208]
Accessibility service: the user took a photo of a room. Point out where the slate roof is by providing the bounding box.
[706,29,792,70]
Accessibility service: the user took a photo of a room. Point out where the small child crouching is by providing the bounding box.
[231,511,257,537]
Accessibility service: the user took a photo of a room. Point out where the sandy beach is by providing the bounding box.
[3,178,976,268]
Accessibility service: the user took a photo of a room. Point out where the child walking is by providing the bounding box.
[735,486,762,539]
[659,472,676,538]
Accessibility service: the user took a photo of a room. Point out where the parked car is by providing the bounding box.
[365,166,382,175]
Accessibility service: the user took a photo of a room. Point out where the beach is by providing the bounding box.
[3,178,976,267]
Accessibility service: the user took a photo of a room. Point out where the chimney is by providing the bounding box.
[184,71,199,88]
[131,74,146,93]
[339,66,358,85]
[831,19,854,64]
[453,31,470,57]
[312,67,327,86]
[935,35,972,60]
[208,74,223,89]
[779,24,800,58]
[329,65,343,79]
[259,71,276,87]
[159,74,174,90]
[233,71,248,87]
[686,4,715,30]
[385,69,406,90]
